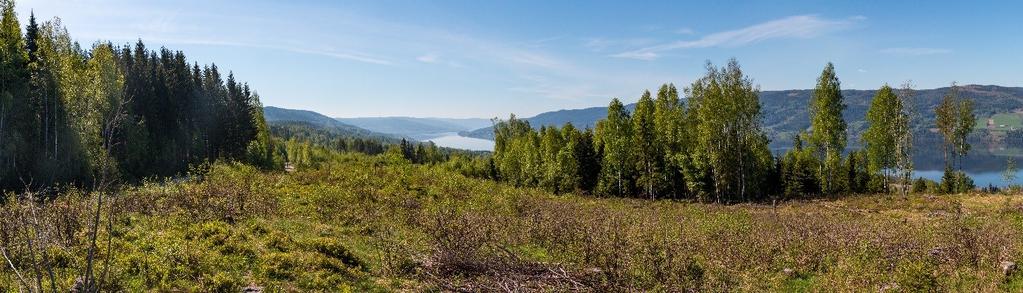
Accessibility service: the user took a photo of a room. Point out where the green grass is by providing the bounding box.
[3,154,1023,291]
[981,113,1023,132]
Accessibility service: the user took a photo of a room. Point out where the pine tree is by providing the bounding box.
[808,62,846,194]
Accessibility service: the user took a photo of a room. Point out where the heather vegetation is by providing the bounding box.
[3,154,1022,291]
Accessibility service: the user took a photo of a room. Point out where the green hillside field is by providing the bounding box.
[3,153,1022,292]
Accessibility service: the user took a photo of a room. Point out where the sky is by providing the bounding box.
[14,0,1023,118]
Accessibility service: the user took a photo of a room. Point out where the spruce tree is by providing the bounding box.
[0,1,31,188]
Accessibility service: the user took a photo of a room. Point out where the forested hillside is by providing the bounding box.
[337,116,490,136]
[466,85,1023,146]
[263,106,390,139]
[0,4,276,190]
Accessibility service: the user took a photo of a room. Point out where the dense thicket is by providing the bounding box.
[0,2,275,191]
[492,59,975,202]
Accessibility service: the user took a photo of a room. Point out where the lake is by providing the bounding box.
[417,132,495,152]
[914,169,1020,188]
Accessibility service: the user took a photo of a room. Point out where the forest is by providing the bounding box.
[1,0,1021,291]
[491,61,982,202]
[0,4,280,192]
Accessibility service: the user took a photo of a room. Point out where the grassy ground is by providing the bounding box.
[981,113,1023,132]
[3,153,1023,291]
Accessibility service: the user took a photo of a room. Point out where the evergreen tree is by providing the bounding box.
[781,133,819,198]
[0,0,32,188]
[808,62,846,194]
[575,128,600,194]
[24,9,36,61]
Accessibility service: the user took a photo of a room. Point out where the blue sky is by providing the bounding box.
[15,0,1023,118]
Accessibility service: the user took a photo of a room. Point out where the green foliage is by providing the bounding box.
[806,62,847,193]
[863,85,906,193]
[940,168,976,194]
[0,0,31,188]
[631,91,662,198]
[686,59,773,202]
[808,63,847,194]
[596,98,634,196]
[0,4,270,191]
[780,133,820,199]
[654,83,688,197]
[492,113,598,194]
[934,83,977,193]
[3,154,1019,291]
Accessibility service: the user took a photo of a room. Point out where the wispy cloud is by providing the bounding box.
[416,53,439,63]
[148,37,394,65]
[674,27,695,35]
[879,47,952,56]
[582,37,655,53]
[613,15,861,60]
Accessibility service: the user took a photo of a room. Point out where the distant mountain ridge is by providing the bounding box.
[336,116,491,137]
[461,104,637,139]
[263,106,392,138]
[463,85,1023,144]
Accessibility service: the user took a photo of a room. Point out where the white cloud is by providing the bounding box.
[613,15,861,60]
[582,37,655,52]
[857,68,867,73]
[416,53,439,63]
[879,47,952,56]
[612,51,659,61]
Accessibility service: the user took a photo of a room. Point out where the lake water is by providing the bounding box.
[418,132,494,152]
[914,169,1021,188]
